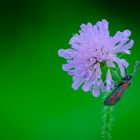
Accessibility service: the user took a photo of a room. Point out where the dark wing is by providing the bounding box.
[104,88,122,106]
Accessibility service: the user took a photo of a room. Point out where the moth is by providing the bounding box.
[104,61,140,106]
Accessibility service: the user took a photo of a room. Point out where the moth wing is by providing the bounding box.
[104,92,116,106]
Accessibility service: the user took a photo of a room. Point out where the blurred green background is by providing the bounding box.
[0,0,140,140]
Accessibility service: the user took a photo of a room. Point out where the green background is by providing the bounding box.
[0,0,140,140]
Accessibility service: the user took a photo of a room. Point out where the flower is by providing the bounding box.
[58,19,133,97]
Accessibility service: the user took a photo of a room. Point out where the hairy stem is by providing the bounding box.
[102,92,113,140]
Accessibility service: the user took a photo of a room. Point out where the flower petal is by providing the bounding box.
[58,49,75,59]
[113,29,131,44]
[92,85,100,97]
[116,60,125,77]
[62,63,74,71]
[120,59,129,68]
[122,40,134,50]
[106,60,115,67]
[106,69,114,90]
[82,77,93,92]
[114,57,129,77]
[93,63,102,82]
[98,80,106,92]
[123,30,131,38]
[102,19,108,30]
[72,77,84,90]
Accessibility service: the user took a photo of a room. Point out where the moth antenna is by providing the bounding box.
[133,60,140,76]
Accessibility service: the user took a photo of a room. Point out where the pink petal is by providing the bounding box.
[106,60,115,67]
[98,80,106,92]
[58,49,75,59]
[117,62,125,77]
[92,85,100,97]
[123,40,134,50]
[72,77,84,90]
[82,77,93,92]
[106,69,114,90]
[120,59,129,68]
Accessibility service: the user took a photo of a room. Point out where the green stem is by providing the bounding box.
[102,92,113,140]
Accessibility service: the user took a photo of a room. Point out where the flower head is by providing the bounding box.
[58,19,133,97]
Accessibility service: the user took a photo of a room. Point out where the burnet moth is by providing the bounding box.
[104,61,140,106]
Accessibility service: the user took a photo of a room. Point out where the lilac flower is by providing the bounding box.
[58,19,133,97]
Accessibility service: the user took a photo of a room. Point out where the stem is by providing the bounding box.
[102,92,113,140]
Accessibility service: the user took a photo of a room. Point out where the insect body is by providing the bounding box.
[104,75,132,106]
[104,61,140,106]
